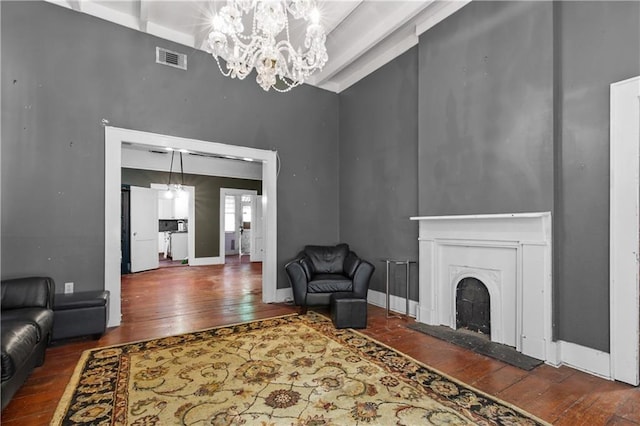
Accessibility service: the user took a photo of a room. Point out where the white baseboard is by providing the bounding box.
[275,287,293,303]
[377,286,613,380]
[272,289,416,313]
[107,315,121,328]
[557,340,612,380]
[271,289,413,311]
[188,257,223,266]
[368,289,417,317]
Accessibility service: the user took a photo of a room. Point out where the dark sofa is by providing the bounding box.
[285,244,375,310]
[1,277,54,410]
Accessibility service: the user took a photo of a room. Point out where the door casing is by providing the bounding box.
[105,127,278,327]
[251,195,264,262]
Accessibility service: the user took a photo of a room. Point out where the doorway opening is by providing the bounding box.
[105,127,279,328]
[221,188,262,265]
[151,183,194,269]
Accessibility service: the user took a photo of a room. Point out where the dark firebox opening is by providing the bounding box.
[456,277,491,336]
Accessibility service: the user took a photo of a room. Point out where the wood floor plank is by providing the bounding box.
[456,355,508,381]
[1,260,639,425]
[612,388,640,424]
[608,416,640,426]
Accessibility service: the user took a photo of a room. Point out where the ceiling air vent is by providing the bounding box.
[156,47,187,70]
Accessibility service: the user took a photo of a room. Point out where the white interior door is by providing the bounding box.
[224,195,239,255]
[130,186,159,273]
[220,188,258,263]
[251,195,264,262]
[239,194,252,257]
[610,75,640,385]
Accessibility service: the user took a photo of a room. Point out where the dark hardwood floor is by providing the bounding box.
[1,260,639,425]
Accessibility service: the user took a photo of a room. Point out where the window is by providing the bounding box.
[242,205,252,225]
[242,195,252,224]
[225,195,236,232]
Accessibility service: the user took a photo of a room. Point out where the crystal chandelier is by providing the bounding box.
[208,0,328,92]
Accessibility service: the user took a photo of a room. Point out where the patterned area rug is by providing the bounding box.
[52,313,549,425]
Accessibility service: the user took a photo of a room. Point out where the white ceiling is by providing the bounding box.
[46,0,470,93]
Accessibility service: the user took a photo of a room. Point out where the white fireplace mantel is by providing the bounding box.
[410,212,557,364]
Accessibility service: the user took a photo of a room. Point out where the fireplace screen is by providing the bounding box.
[456,277,491,336]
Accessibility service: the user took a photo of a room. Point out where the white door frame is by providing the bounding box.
[219,188,258,262]
[610,75,640,385]
[250,195,264,262]
[105,127,279,327]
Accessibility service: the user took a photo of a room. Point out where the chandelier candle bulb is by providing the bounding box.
[309,7,320,25]
[208,0,328,92]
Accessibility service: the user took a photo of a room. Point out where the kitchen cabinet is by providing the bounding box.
[174,196,188,219]
[157,195,188,219]
[169,232,188,261]
[158,197,174,219]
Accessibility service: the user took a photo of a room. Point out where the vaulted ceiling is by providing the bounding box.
[46,0,470,93]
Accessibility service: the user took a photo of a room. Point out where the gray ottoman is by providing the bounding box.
[330,292,367,329]
[53,290,109,341]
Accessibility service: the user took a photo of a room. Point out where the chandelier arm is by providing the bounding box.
[275,40,324,70]
[248,46,266,67]
[228,47,259,81]
[274,42,299,72]
[227,34,254,52]
[231,36,260,67]
[275,40,297,54]
[243,42,261,65]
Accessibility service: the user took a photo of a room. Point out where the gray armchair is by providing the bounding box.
[285,244,375,312]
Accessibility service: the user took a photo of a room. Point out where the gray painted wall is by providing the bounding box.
[339,0,639,352]
[2,0,639,353]
[339,48,419,298]
[555,1,640,352]
[121,168,262,258]
[418,1,554,215]
[1,1,339,291]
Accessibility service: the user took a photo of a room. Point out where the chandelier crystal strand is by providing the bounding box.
[208,0,327,92]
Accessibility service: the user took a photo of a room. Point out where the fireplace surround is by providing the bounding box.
[410,213,553,362]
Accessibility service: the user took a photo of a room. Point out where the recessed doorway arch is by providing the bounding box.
[105,127,278,327]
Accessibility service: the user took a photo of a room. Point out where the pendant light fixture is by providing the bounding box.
[164,149,185,199]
